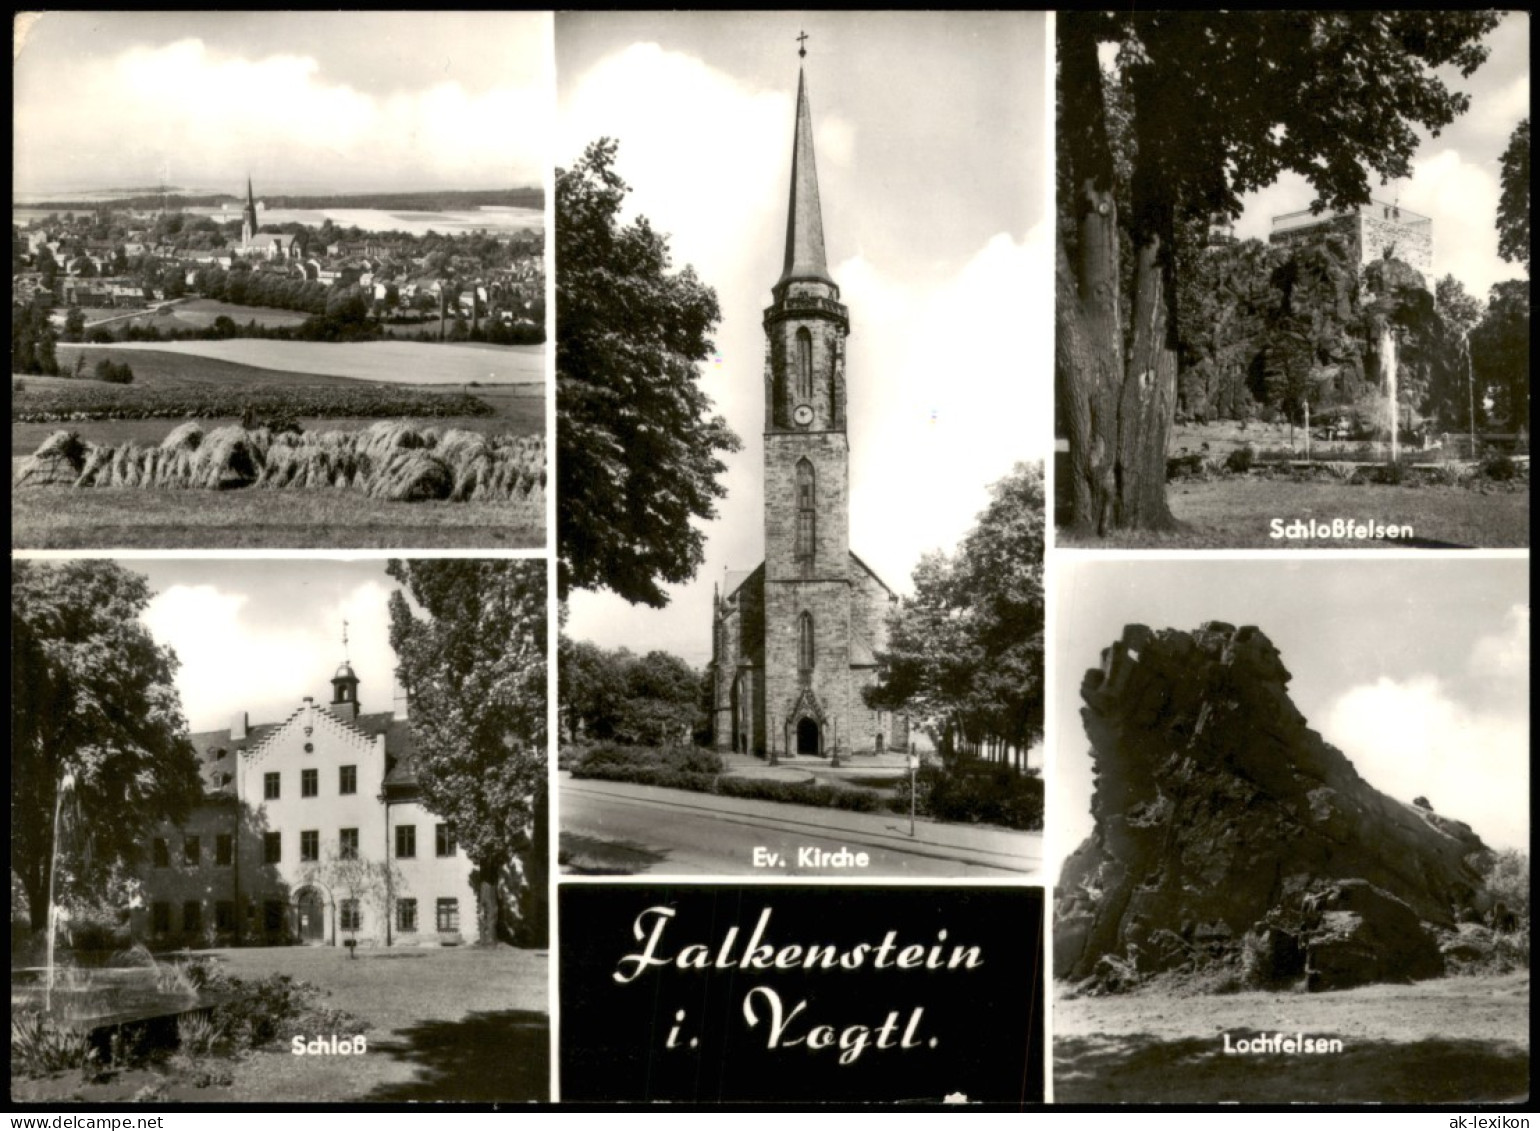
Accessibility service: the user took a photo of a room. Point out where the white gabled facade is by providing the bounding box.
[135,664,477,948]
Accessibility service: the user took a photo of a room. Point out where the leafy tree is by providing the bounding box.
[386,560,547,946]
[558,637,629,743]
[1425,275,1486,430]
[867,463,1045,770]
[1175,237,1278,422]
[1497,118,1529,275]
[614,650,701,746]
[1058,11,1499,533]
[62,306,86,341]
[1470,279,1530,431]
[11,300,60,376]
[557,138,741,606]
[12,561,202,932]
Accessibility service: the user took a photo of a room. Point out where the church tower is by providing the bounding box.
[761,64,853,762]
[241,176,259,248]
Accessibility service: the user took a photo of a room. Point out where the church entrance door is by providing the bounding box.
[296,888,326,944]
[796,718,821,757]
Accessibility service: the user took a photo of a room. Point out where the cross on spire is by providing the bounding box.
[342,619,350,660]
[797,30,808,59]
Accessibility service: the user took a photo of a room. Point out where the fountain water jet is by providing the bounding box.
[1379,323,1399,463]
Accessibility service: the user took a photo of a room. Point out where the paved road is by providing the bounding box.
[560,774,1041,878]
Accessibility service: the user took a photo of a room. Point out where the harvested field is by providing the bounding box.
[19,419,545,504]
[80,338,543,385]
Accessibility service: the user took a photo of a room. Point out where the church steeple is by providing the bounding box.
[241,176,259,246]
[777,68,836,296]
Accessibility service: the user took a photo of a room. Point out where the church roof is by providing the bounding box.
[778,68,836,291]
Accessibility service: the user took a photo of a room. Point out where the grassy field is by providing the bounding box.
[1059,478,1529,549]
[1054,972,1529,1103]
[11,484,544,549]
[84,338,544,385]
[11,945,550,1104]
[114,298,311,332]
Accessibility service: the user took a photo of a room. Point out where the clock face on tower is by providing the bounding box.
[793,403,814,427]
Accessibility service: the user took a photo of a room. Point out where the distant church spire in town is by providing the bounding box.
[241,175,259,246]
[778,61,835,292]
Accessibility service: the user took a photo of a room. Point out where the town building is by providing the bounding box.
[709,67,908,763]
[134,659,476,947]
[1268,199,1433,287]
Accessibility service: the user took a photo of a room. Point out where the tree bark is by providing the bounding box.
[1057,22,1179,533]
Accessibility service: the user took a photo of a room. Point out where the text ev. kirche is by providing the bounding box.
[613,905,984,1065]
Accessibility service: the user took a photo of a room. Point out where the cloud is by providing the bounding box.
[16,37,548,191]
[1400,148,1506,296]
[142,580,397,733]
[843,223,1052,581]
[561,42,785,287]
[1323,608,1529,850]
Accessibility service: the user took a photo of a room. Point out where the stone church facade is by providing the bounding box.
[710,68,909,763]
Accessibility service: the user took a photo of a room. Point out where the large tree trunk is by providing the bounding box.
[1057,23,1179,534]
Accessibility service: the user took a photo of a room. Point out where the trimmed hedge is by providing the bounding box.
[896,763,1043,831]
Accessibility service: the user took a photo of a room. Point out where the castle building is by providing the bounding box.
[709,66,908,763]
[134,661,476,947]
[1268,199,1432,287]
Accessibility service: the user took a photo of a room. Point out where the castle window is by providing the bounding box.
[436,823,457,857]
[795,459,816,563]
[215,901,236,933]
[395,824,417,859]
[340,900,361,933]
[339,828,359,861]
[183,836,200,866]
[301,769,318,798]
[397,898,418,932]
[216,834,232,866]
[183,901,201,934]
[339,765,357,795]
[152,902,170,934]
[796,327,813,400]
[264,772,280,800]
[263,832,282,864]
[799,611,815,674]
[153,838,169,868]
[300,830,319,862]
[437,898,460,933]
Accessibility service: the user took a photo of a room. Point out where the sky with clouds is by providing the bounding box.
[127,559,409,734]
[12,12,550,194]
[558,12,1052,665]
[1052,557,1530,877]
[1230,10,1530,301]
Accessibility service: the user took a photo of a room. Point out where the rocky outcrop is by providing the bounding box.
[1055,622,1495,992]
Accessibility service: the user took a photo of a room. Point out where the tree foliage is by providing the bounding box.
[1498,118,1529,275]
[1470,279,1530,431]
[556,138,741,607]
[11,561,202,932]
[867,463,1045,769]
[386,560,547,946]
[12,299,60,376]
[558,638,703,747]
[1058,11,1500,532]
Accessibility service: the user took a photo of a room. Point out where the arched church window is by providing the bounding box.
[796,327,813,400]
[795,459,816,563]
[799,611,815,673]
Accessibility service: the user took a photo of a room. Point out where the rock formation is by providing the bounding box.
[1056,622,1496,992]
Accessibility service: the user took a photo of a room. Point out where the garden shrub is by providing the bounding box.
[895,763,1044,830]
[1223,446,1255,474]
[11,1011,96,1078]
[1480,454,1518,482]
